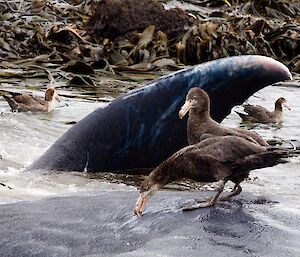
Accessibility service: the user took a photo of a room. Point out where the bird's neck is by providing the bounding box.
[275,104,282,112]
[47,99,56,111]
[149,162,183,187]
[45,94,52,101]
[188,110,213,126]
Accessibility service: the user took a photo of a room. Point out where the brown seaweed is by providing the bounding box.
[0,0,299,88]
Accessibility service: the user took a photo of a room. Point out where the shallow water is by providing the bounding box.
[1,72,300,256]
[1,80,300,207]
[0,87,135,203]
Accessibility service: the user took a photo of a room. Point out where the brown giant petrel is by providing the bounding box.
[134,136,287,215]
[236,97,290,123]
[3,88,60,112]
[179,87,269,146]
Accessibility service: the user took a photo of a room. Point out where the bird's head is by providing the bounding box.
[45,87,60,102]
[179,87,210,119]
[134,175,160,216]
[275,97,290,111]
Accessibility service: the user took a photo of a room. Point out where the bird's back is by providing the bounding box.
[166,136,265,182]
[195,136,266,161]
[185,136,286,184]
[243,104,272,122]
[3,93,48,112]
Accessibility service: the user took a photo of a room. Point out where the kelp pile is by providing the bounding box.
[86,0,299,72]
[0,0,299,84]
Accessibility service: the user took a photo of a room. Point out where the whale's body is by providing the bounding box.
[27,56,291,173]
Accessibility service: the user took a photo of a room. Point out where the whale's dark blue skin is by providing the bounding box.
[27,56,291,173]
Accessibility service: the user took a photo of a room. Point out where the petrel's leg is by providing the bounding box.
[182,179,226,211]
[218,183,242,201]
[197,183,242,203]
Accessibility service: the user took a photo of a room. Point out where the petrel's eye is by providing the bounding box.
[193,95,197,100]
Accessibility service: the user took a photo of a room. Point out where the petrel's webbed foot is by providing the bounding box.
[182,179,226,212]
[182,198,216,211]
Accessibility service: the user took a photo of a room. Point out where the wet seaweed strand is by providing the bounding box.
[0,0,299,73]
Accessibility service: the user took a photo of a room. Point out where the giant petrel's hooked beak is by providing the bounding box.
[179,99,196,119]
[134,184,159,216]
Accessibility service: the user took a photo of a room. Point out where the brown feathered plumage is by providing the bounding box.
[236,97,290,123]
[178,87,269,146]
[134,136,287,215]
[3,88,60,112]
